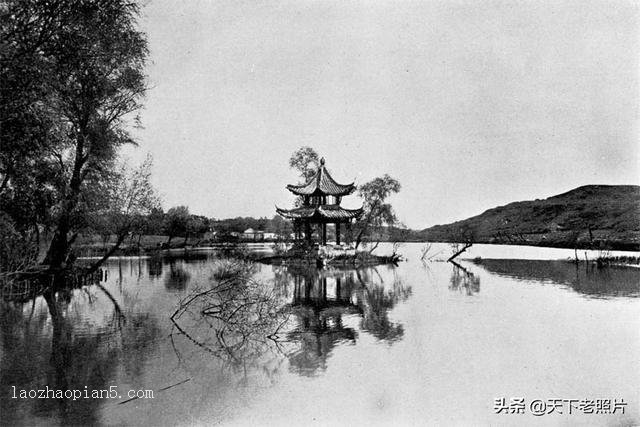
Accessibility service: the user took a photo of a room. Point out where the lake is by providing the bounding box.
[1,243,639,426]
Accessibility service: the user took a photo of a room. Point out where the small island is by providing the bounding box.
[262,157,401,266]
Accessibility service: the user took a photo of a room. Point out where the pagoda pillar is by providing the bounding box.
[335,222,341,245]
[305,221,311,243]
[322,223,327,245]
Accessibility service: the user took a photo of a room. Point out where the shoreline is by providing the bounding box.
[74,238,640,259]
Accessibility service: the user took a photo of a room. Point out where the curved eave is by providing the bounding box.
[276,205,363,221]
[286,183,355,197]
[317,206,363,220]
[286,164,356,196]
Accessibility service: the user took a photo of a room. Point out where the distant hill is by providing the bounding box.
[418,185,640,251]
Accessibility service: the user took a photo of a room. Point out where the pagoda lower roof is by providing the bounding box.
[276,204,363,221]
[287,158,355,197]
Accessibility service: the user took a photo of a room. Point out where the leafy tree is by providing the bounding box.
[85,155,160,269]
[353,174,401,250]
[0,214,39,272]
[289,146,320,182]
[1,1,149,270]
[45,0,148,269]
[212,216,270,234]
[0,1,66,196]
[267,215,293,238]
[163,206,190,245]
[141,207,165,236]
[185,215,210,244]
[288,146,321,208]
[0,1,74,261]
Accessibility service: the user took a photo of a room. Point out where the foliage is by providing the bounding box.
[419,185,640,250]
[211,215,291,237]
[0,0,149,270]
[268,215,293,238]
[0,214,39,272]
[354,174,401,249]
[85,155,160,253]
[186,215,210,241]
[158,209,209,245]
[141,207,165,236]
[211,259,257,283]
[163,206,190,244]
[288,146,320,182]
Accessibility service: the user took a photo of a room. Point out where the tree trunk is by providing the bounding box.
[43,216,71,270]
[0,173,10,195]
[354,200,381,250]
[87,232,128,274]
[367,240,380,254]
[43,131,87,270]
[447,243,473,262]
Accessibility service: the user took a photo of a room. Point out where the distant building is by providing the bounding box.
[243,228,265,241]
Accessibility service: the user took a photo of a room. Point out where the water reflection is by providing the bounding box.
[0,284,161,425]
[164,260,191,291]
[280,266,411,375]
[285,268,360,376]
[449,261,480,296]
[473,259,640,298]
[1,247,638,426]
[170,271,290,368]
[170,264,412,377]
[147,254,163,278]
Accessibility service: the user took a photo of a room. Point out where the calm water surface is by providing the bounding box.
[1,243,639,426]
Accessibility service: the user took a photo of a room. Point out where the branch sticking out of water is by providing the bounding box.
[448,243,473,262]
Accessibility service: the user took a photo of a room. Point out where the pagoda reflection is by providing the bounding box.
[276,265,411,376]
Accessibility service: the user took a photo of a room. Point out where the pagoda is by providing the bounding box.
[276,158,363,245]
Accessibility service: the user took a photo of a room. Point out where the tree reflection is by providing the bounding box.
[449,261,480,296]
[147,254,164,278]
[473,259,640,298]
[0,280,161,425]
[285,266,411,374]
[170,264,412,377]
[357,268,411,342]
[164,260,191,291]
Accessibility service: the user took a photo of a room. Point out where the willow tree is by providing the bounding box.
[1,1,149,270]
[85,155,160,269]
[354,174,401,250]
[0,0,74,266]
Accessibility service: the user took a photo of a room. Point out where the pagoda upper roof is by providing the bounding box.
[287,158,356,197]
[276,204,363,221]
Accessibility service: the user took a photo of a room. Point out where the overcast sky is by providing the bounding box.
[126,0,639,229]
